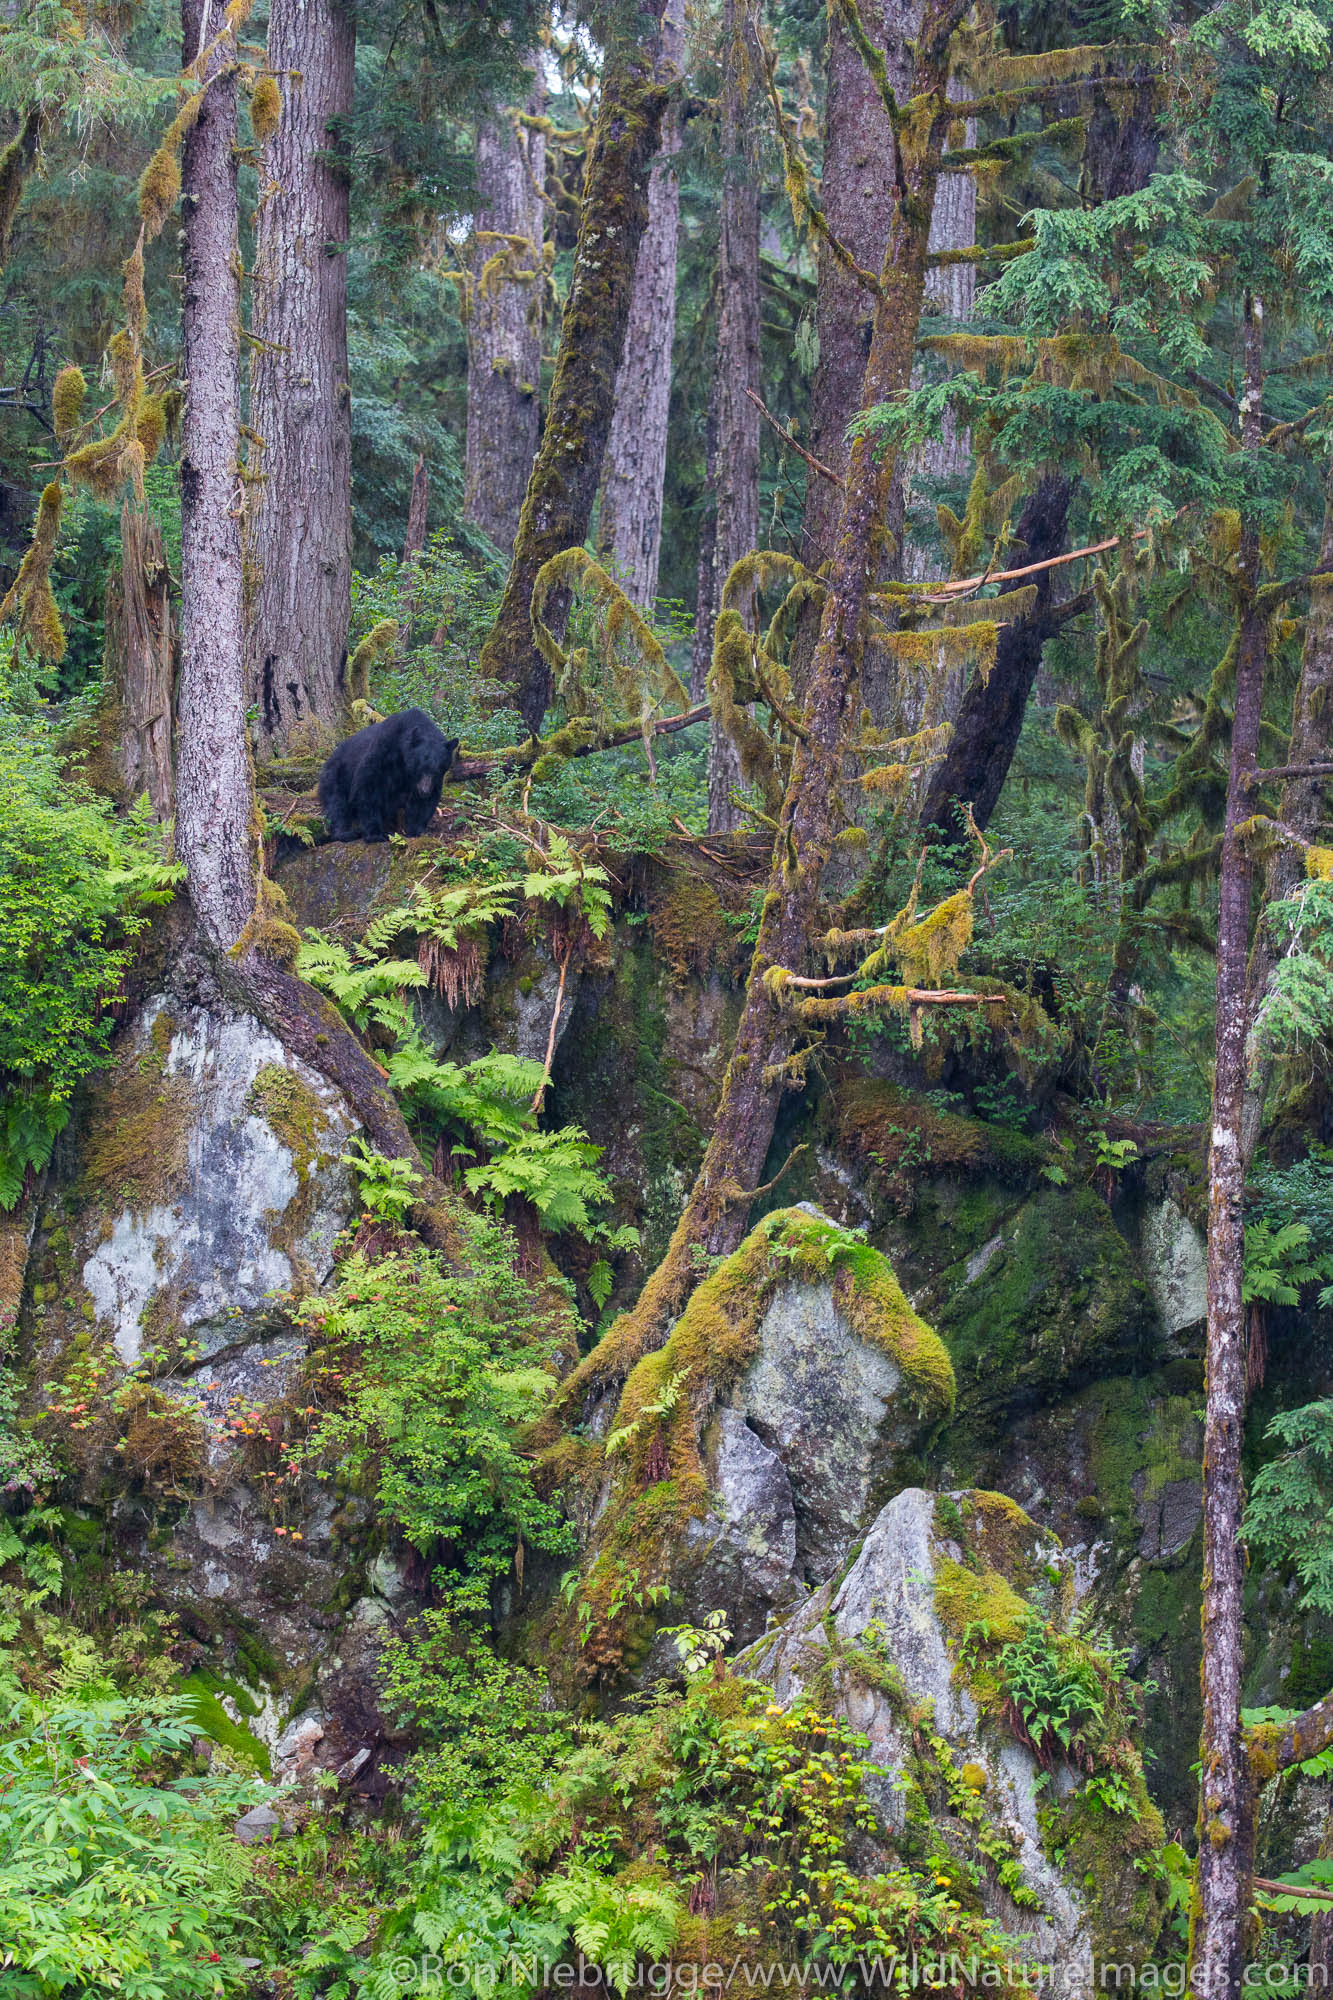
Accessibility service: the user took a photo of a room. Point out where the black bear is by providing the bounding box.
[318,708,460,843]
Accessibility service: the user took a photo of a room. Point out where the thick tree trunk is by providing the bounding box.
[599,0,684,609]
[799,0,913,578]
[177,0,256,951]
[1190,299,1267,2000]
[102,501,175,820]
[556,0,970,1409]
[248,0,355,759]
[478,16,670,734]
[705,0,762,831]
[917,475,1073,840]
[464,68,546,555]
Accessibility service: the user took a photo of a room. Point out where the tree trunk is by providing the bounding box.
[1189,296,1267,2000]
[478,15,670,734]
[691,379,719,700]
[403,450,429,564]
[704,0,762,832]
[177,0,256,950]
[248,0,355,760]
[917,475,1073,840]
[464,67,546,555]
[557,0,971,1406]
[799,0,913,579]
[895,94,975,742]
[914,94,1161,836]
[102,500,175,821]
[1245,463,1333,1145]
[599,0,685,609]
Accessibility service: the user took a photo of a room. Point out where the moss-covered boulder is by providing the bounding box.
[932,1186,1151,1423]
[543,1207,955,1681]
[33,996,357,1375]
[746,1487,1167,1997]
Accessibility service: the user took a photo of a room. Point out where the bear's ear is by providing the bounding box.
[444,737,461,761]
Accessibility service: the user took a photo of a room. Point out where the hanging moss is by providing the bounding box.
[52,366,87,447]
[0,481,65,663]
[249,71,282,145]
[347,620,398,703]
[138,144,182,239]
[0,107,40,264]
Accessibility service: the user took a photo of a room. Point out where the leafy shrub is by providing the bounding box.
[0,707,181,1206]
[0,1685,255,1997]
[294,1220,573,1581]
[1246,1400,1333,1613]
[351,531,510,744]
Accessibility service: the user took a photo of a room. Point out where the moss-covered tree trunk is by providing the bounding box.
[177,0,257,950]
[1189,297,1267,2000]
[562,0,973,1403]
[598,0,684,608]
[703,0,762,832]
[103,500,175,821]
[799,0,913,579]
[247,0,355,758]
[464,64,546,556]
[477,9,670,734]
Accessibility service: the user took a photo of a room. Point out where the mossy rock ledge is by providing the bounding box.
[744,1487,1167,1998]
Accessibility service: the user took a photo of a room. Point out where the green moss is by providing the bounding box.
[936,1186,1148,1418]
[837,1076,1045,1201]
[80,1050,196,1210]
[247,1063,332,1185]
[934,1557,1030,1705]
[177,1671,271,1774]
[544,931,713,1264]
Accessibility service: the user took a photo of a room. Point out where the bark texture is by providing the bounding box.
[1189,301,1267,2000]
[103,501,175,821]
[554,0,971,1417]
[599,0,685,608]
[800,0,913,576]
[478,17,670,734]
[177,0,256,951]
[464,68,546,555]
[248,0,355,758]
[705,0,763,831]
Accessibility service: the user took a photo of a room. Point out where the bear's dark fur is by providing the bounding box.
[317,708,460,843]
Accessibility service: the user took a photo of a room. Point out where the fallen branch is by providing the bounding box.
[1252,762,1333,784]
[744,387,845,489]
[916,527,1152,601]
[451,704,709,782]
[530,945,573,1114]
[1253,1878,1333,1907]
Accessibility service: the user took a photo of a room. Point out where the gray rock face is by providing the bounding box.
[679,1409,799,1644]
[79,999,355,1365]
[1140,1198,1207,1337]
[737,1278,907,1581]
[234,1803,283,1845]
[748,1489,1095,1994]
